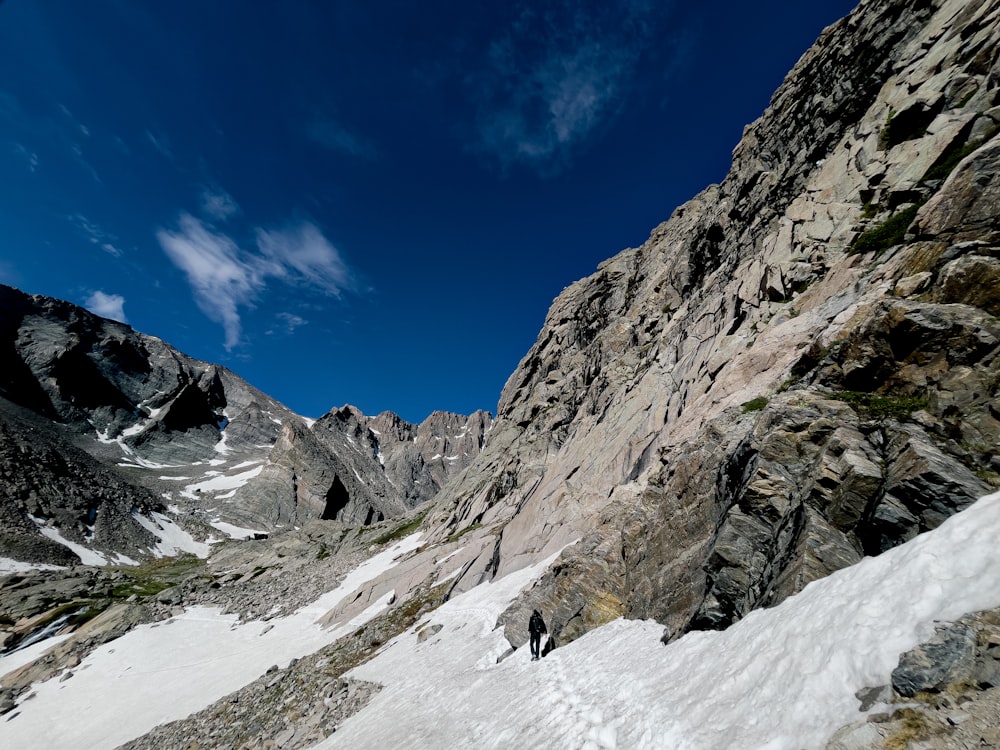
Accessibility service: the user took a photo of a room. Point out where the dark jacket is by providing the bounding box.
[529,611,547,636]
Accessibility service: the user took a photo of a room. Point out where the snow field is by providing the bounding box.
[0,533,425,750]
[3,492,1000,749]
[318,490,1000,750]
[0,558,65,575]
[33,522,138,567]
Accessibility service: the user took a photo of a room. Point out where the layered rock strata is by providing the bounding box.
[387,0,1000,650]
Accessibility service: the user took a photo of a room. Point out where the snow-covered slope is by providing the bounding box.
[3,491,998,750]
[0,533,426,749]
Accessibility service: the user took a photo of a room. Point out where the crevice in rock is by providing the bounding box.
[321,475,350,521]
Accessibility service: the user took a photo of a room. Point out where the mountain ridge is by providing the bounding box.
[0,282,492,565]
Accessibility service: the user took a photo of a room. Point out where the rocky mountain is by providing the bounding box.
[2,0,1000,747]
[399,0,1000,648]
[0,398,161,566]
[0,284,490,564]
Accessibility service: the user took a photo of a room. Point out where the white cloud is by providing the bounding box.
[157,214,261,350]
[255,223,352,296]
[468,1,664,173]
[200,187,240,222]
[158,214,353,350]
[85,291,128,324]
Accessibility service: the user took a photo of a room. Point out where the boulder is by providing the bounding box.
[892,622,979,697]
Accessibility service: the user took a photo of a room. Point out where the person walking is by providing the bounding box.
[528,609,547,661]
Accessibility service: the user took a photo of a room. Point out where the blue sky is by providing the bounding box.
[0,0,857,424]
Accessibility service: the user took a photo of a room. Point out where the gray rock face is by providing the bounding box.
[405,0,1000,650]
[0,398,161,565]
[224,406,492,530]
[364,409,493,508]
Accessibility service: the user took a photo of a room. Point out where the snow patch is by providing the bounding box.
[230,460,263,470]
[0,557,65,574]
[209,521,268,540]
[132,511,211,558]
[0,534,425,750]
[0,633,73,679]
[317,491,1000,749]
[30,519,139,567]
[117,453,176,470]
[214,426,232,456]
[180,465,264,500]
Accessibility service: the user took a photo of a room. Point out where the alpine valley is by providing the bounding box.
[3,0,1000,747]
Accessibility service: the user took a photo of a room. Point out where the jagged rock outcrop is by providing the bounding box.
[222,406,492,530]
[363,409,492,507]
[228,411,406,529]
[1,284,258,463]
[389,0,1000,651]
[0,398,161,565]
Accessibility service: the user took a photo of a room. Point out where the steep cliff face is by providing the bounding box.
[0,399,161,565]
[0,284,289,463]
[365,409,493,507]
[413,0,1000,648]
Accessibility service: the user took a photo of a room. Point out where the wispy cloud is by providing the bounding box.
[57,103,90,137]
[69,214,123,256]
[157,214,259,350]
[1,91,101,181]
[13,143,38,172]
[307,119,377,159]
[200,186,240,222]
[85,290,128,324]
[268,311,307,336]
[467,0,666,173]
[145,129,174,160]
[157,213,354,350]
[255,223,352,296]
